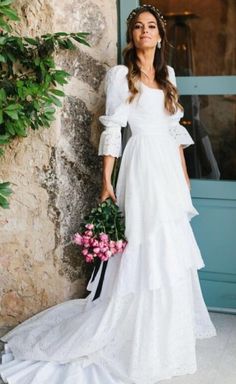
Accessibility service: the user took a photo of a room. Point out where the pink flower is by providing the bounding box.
[85,223,94,230]
[85,230,93,237]
[105,250,112,258]
[93,247,100,254]
[73,233,83,245]
[110,247,117,255]
[91,239,99,247]
[86,253,94,263]
[99,233,109,242]
[116,240,123,250]
[82,249,89,256]
[83,236,91,244]
[109,240,116,247]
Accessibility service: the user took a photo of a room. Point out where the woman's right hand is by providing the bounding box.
[100,182,117,203]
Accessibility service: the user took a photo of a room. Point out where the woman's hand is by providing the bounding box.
[100,182,117,203]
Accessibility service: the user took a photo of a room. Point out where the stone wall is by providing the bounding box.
[0,0,117,326]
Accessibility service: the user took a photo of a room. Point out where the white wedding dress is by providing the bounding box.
[0,65,216,384]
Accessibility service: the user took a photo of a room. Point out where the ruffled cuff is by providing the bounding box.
[98,125,122,157]
[168,109,194,148]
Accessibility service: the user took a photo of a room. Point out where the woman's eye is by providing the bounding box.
[149,25,157,29]
[134,24,142,29]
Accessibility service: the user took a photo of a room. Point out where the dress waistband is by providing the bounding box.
[131,130,170,137]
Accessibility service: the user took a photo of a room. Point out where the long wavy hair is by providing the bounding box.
[123,8,183,115]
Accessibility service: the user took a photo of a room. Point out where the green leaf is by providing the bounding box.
[0,109,3,124]
[0,18,11,31]
[0,7,20,21]
[0,181,13,195]
[6,51,16,61]
[48,94,62,107]
[0,53,6,62]
[44,106,56,113]
[4,110,18,119]
[54,32,68,37]
[72,36,90,47]
[49,88,65,97]
[5,123,15,135]
[64,38,76,50]
[14,124,26,136]
[0,181,13,208]
[0,134,10,144]
[0,147,4,156]
[0,194,9,208]
[24,37,39,46]
[5,103,21,111]
[0,36,6,44]
[0,1,14,6]
[0,88,6,101]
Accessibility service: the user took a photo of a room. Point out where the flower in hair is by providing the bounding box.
[127,4,167,26]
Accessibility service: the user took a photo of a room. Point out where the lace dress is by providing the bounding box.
[0,65,217,384]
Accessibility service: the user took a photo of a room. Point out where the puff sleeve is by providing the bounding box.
[167,66,194,149]
[98,65,129,157]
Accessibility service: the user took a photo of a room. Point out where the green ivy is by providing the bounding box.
[0,0,90,208]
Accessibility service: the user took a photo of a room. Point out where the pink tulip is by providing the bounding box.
[92,239,99,247]
[116,240,123,250]
[85,223,94,230]
[86,254,94,263]
[83,236,91,244]
[85,230,93,237]
[99,233,109,242]
[105,250,112,258]
[73,233,83,245]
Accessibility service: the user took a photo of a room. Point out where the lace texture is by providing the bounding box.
[168,109,194,148]
[0,268,216,384]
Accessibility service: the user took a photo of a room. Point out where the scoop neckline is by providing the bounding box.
[140,81,163,92]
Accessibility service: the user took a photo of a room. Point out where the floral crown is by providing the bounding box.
[127,4,167,26]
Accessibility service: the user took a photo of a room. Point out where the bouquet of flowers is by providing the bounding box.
[73,197,127,263]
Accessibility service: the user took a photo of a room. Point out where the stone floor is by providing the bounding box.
[0,312,235,384]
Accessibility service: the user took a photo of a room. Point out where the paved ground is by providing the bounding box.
[0,312,235,384]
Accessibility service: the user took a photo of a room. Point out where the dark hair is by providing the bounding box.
[123,8,182,114]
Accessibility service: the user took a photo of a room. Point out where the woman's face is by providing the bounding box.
[132,11,161,50]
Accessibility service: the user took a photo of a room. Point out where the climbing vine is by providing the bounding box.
[0,0,89,208]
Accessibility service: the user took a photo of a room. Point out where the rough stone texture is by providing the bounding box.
[0,0,117,326]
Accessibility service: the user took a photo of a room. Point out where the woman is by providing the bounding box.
[0,5,216,384]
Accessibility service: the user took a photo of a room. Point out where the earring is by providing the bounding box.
[157,41,161,49]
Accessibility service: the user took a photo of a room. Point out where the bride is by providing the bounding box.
[0,4,216,384]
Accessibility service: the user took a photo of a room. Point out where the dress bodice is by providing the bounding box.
[98,65,194,158]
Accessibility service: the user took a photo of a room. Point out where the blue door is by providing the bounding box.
[118,0,236,313]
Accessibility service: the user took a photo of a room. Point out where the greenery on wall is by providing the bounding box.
[0,0,89,208]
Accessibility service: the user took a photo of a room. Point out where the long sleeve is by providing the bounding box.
[167,66,194,149]
[98,65,129,157]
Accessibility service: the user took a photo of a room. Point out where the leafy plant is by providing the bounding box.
[0,181,12,208]
[0,0,89,208]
